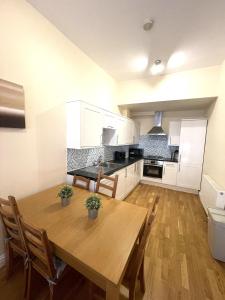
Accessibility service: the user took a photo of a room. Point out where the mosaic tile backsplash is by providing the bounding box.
[137,135,178,158]
[67,135,178,171]
[67,145,131,171]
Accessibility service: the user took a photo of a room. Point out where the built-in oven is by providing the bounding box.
[143,159,163,178]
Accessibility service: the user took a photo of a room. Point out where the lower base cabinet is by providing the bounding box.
[162,162,178,186]
[114,160,143,200]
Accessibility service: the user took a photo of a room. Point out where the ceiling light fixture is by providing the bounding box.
[167,51,187,69]
[150,60,165,75]
[143,19,154,31]
[130,55,149,72]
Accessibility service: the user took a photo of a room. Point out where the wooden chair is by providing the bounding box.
[96,171,118,198]
[0,196,27,279]
[20,218,83,300]
[89,212,155,300]
[152,195,160,215]
[73,175,90,190]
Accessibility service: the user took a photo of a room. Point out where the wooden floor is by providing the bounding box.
[1,184,225,300]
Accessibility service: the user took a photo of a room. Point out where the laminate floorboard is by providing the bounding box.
[1,184,225,299]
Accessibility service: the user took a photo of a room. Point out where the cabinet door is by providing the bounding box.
[162,162,178,185]
[103,113,118,129]
[177,119,207,190]
[168,121,181,146]
[80,106,103,147]
[117,118,126,145]
[177,164,203,190]
[114,168,127,200]
[137,160,143,180]
[127,164,136,193]
[133,121,140,144]
[179,119,207,165]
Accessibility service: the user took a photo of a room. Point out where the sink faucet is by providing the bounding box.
[93,155,103,166]
[97,155,103,166]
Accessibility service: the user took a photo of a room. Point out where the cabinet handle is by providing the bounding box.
[125,168,127,178]
[117,135,119,145]
[178,163,181,172]
[170,137,171,145]
[163,166,165,175]
[179,154,181,162]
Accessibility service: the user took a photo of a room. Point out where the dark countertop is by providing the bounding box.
[67,157,143,180]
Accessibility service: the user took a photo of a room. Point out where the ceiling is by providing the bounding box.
[120,97,216,115]
[28,0,225,80]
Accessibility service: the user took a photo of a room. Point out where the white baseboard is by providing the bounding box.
[0,253,5,268]
[141,179,199,195]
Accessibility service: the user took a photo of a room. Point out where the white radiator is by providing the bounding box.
[199,175,225,214]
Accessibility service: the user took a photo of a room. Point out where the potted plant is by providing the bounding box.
[57,185,73,207]
[85,194,102,219]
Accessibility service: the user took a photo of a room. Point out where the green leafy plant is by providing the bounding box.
[85,194,102,210]
[57,185,73,199]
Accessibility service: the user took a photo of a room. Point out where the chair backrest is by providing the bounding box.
[152,195,160,215]
[73,175,90,190]
[96,171,119,198]
[0,196,26,256]
[130,213,155,283]
[20,218,56,280]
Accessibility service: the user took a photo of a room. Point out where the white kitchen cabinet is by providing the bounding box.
[103,112,118,129]
[162,162,178,185]
[67,100,139,148]
[115,168,128,200]
[114,160,142,200]
[67,101,102,148]
[80,105,103,147]
[133,121,140,144]
[168,121,181,146]
[177,119,207,190]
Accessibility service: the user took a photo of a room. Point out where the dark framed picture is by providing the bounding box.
[0,79,25,128]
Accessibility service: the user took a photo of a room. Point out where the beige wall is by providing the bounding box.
[0,0,118,255]
[133,110,206,136]
[203,61,225,189]
[118,66,220,104]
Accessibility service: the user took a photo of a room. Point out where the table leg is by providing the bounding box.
[106,281,120,300]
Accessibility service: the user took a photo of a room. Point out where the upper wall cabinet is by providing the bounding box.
[67,101,103,148]
[67,101,140,148]
[168,120,181,146]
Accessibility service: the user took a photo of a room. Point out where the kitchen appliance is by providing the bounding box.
[129,148,143,159]
[148,111,166,136]
[114,151,126,161]
[143,157,164,178]
[172,149,179,162]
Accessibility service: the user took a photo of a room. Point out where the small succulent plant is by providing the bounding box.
[85,194,102,210]
[57,185,73,199]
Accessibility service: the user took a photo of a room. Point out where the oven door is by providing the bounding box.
[143,164,163,178]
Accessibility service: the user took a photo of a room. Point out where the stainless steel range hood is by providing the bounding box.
[148,111,167,136]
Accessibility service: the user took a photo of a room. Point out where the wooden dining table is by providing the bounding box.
[18,185,148,299]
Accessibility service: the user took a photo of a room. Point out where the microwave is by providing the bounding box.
[129,148,144,158]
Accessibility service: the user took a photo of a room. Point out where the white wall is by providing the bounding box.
[0,0,118,255]
[133,110,206,136]
[118,66,220,104]
[203,61,225,189]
